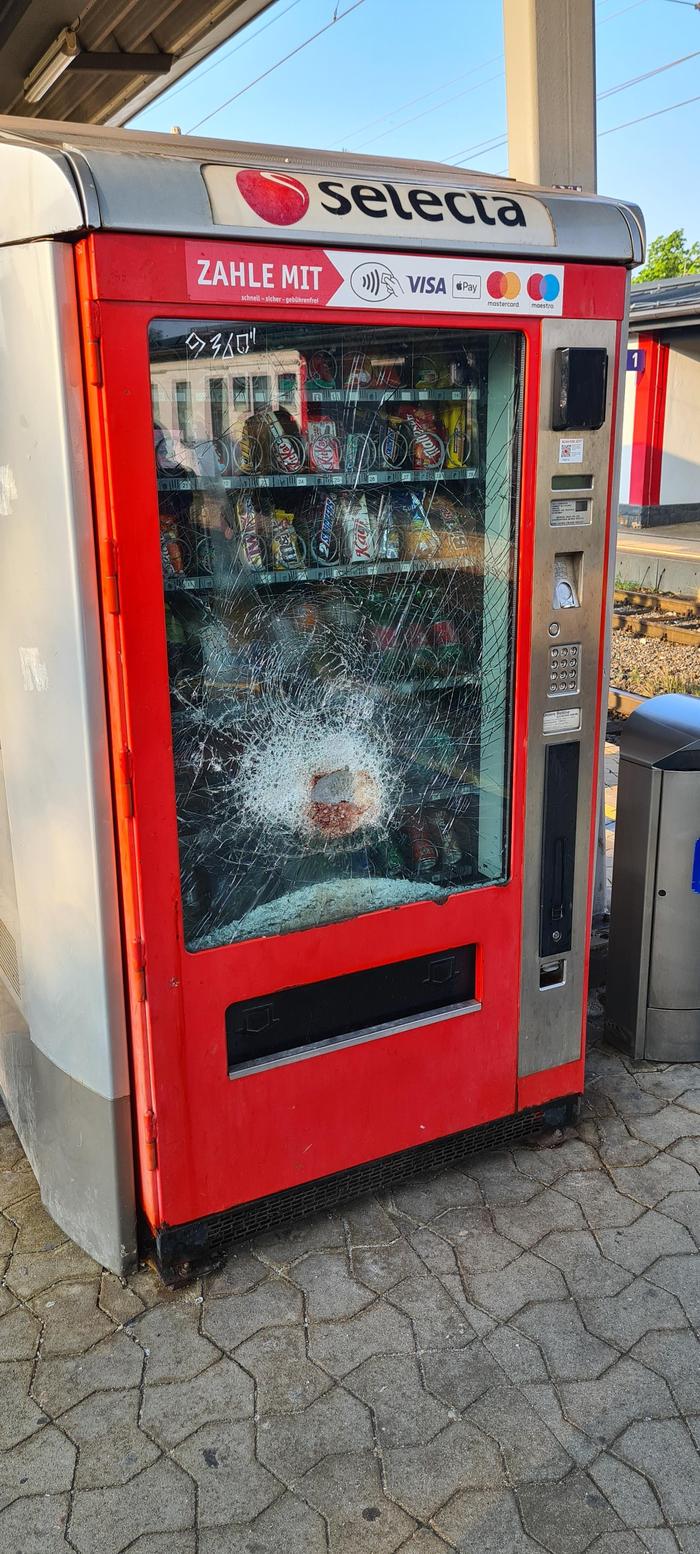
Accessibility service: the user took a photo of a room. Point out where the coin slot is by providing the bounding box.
[539,958,566,990]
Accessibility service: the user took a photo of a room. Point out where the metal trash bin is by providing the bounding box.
[606,693,700,1062]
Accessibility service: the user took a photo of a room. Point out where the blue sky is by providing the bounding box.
[130,0,700,248]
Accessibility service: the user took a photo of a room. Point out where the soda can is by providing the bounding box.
[402,816,439,878]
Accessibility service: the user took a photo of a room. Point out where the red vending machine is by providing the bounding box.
[0,122,642,1275]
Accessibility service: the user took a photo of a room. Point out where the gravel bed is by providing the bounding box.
[611,628,700,697]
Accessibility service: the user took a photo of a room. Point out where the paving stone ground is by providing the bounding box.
[2,1004,700,1553]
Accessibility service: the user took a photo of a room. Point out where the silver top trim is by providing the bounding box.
[0,116,644,264]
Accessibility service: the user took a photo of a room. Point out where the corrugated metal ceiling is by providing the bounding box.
[0,0,273,125]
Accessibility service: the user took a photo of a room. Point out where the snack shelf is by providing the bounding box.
[164,555,480,593]
[304,386,479,404]
[156,466,480,493]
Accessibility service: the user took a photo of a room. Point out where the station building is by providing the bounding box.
[620,275,700,528]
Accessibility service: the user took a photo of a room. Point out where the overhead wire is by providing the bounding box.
[186,0,367,134]
[334,58,501,148]
[599,88,700,133]
[137,0,306,116]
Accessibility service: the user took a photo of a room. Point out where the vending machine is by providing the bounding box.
[0,120,642,1275]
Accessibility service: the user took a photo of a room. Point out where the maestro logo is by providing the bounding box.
[235,169,310,226]
[527,271,560,302]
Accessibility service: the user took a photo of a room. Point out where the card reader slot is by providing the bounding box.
[539,742,580,957]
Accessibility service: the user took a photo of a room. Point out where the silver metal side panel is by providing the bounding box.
[648,771,700,1012]
[0,118,644,263]
[518,317,618,1077]
[605,760,662,1059]
[645,1007,700,1063]
[0,240,135,1272]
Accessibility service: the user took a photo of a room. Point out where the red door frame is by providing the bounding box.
[75,233,622,1236]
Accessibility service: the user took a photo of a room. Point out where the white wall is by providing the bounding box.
[659,339,700,506]
[618,336,638,505]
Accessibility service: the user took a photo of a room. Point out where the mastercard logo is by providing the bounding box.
[527,272,560,302]
[486,270,521,300]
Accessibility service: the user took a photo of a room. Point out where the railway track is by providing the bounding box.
[613,587,700,647]
[607,686,644,721]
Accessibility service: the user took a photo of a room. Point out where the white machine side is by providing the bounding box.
[0,239,135,1271]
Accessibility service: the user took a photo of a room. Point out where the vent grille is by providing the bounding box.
[155,1102,559,1278]
[0,915,20,999]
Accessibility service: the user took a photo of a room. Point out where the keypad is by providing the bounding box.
[548,642,580,696]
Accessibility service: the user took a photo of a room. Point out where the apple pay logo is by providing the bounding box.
[451,274,481,300]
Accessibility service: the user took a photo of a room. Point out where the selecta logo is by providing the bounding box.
[235,169,310,226]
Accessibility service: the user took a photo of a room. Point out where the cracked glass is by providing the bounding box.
[149,320,523,950]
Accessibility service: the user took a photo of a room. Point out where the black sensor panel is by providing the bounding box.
[552,347,608,431]
[226,945,476,1071]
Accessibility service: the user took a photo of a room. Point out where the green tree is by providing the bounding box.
[634,228,700,283]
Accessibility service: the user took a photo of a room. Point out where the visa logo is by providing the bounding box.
[407,274,447,295]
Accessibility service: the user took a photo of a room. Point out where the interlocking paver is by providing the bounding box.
[628,1108,700,1150]
[383,1419,505,1519]
[597,1212,696,1274]
[69,1457,195,1554]
[609,1157,699,1208]
[590,1453,665,1529]
[127,1299,219,1381]
[420,1337,504,1409]
[198,1490,327,1553]
[4,1023,700,1551]
[345,1352,449,1446]
[578,1277,688,1348]
[32,1330,144,1416]
[559,1357,677,1441]
[352,1235,425,1292]
[388,1270,475,1348]
[253,1212,345,1268]
[0,1492,70,1553]
[307,1295,415,1376]
[536,1230,633,1299]
[61,1387,160,1486]
[514,1300,618,1380]
[31,1281,114,1355]
[465,1248,568,1319]
[173,1420,279,1525]
[300,1450,416,1553]
[631,1331,700,1413]
[0,1359,47,1447]
[491,1188,585,1247]
[485,1323,548,1381]
[0,1300,40,1359]
[0,1422,75,1509]
[291,1250,374,1319]
[140,1355,253,1446]
[257,1382,373,1482]
[645,1254,700,1325]
[466,1383,572,1483]
[202,1275,303,1351]
[435,1485,542,1551]
[616,1420,700,1524]
[390,1170,482,1222]
[517,1470,620,1554]
[235,1323,331,1413]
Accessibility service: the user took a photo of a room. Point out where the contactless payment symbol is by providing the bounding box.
[486,270,521,300]
[527,272,560,302]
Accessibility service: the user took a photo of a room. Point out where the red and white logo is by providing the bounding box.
[235,169,310,226]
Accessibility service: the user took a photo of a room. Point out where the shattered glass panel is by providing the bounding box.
[150,321,522,950]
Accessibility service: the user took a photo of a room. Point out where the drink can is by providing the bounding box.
[402,816,439,877]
